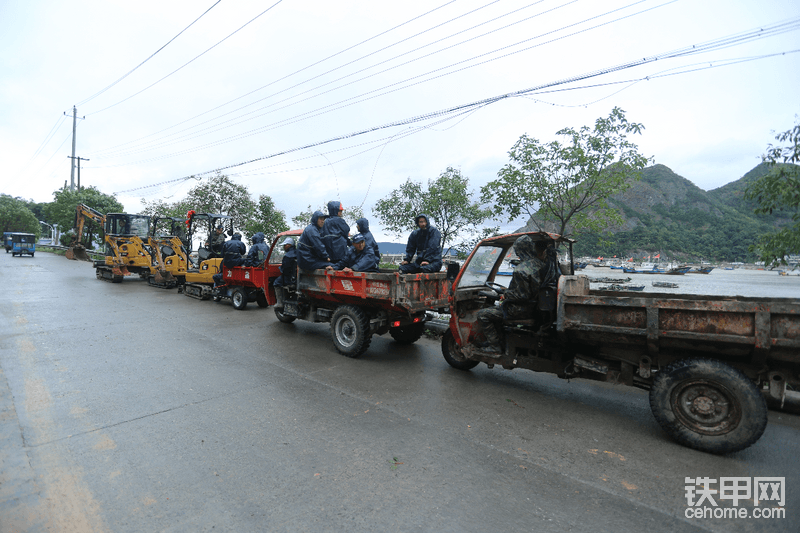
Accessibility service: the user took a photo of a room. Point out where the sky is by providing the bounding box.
[1,0,799,242]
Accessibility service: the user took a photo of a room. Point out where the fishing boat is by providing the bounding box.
[588,276,632,283]
[688,266,714,274]
[665,265,691,275]
[597,284,645,291]
[652,281,679,288]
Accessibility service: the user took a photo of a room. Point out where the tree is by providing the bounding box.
[139,197,191,219]
[291,204,365,228]
[0,194,41,238]
[243,195,289,243]
[182,172,256,230]
[482,107,651,240]
[45,186,124,246]
[373,167,496,254]
[745,118,800,266]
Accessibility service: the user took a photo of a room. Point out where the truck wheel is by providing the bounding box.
[232,288,248,310]
[331,305,371,358]
[649,358,767,454]
[389,322,425,344]
[256,292,269,308]
[274,308,296,323]
[441,329,479,371]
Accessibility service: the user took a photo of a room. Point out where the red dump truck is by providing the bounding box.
[441,231,800,454]
[262,230,453,357]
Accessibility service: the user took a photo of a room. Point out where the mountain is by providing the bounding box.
[520,163,789,262]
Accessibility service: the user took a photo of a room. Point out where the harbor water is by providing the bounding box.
[583,266,800,299]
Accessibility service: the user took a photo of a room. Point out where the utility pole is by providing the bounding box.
[67,156,89,190]
[64,106,85,191]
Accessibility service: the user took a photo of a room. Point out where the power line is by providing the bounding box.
[88,0,495,157]
[86,0,284,116]
[93,0,656,163]
[94,0,693,165]
[75,0,223,107]
[112,18,800,194]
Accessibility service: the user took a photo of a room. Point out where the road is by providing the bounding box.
[1,251,797,532]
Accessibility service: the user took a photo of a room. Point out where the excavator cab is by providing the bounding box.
[147,216,190,288]
[182,212,233,299]
[94,213,154,282]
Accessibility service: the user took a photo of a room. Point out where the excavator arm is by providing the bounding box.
[66,204,105,261]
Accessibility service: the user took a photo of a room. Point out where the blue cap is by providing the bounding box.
[352,233,365,244]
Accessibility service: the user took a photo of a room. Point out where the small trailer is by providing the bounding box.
[442,232,800,454]
[264,230,452,357]
[214,264,270,310]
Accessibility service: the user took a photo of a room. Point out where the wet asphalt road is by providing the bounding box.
[1,251,798,533]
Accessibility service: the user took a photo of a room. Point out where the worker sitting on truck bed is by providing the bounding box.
[222,233,246,267]
[477,236,550,354]
[326,234,379,273]
[298,211,333,271]
[244,232,270,267]
[321,200,351,262]
[399,214,442,274]
[356,217,380,260]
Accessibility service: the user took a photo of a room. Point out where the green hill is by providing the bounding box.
[522,164,788,262]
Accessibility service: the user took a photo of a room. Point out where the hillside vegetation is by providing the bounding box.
[525,164,790,262]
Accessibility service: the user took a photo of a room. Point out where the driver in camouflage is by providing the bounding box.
[477,235,559,354]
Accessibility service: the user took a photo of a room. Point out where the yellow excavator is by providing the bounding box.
[65,204,105,261]
[146,216,189,289]
[94,213,154,283]
[181,212,233,299]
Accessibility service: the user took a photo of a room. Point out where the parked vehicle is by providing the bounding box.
[441,231,800,454]
[181,212,232,300]
[3,231,14,253]
[265,230,453,357]
[93,213,154,282]
[10,233,36,257]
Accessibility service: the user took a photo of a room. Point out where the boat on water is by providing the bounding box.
[596,284,645,291]
[652,281,679,288]
[588,276,632,283]
[665,265,691,275]
[623,266,666,274]
[688,267,714,274]
[608,265,625,270]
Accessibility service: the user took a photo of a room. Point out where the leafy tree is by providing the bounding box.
[45,186,124,247]
[745,118,800,266]
[182,172,256,230]
[482,107,651,240]
[243,195,289,243]
[0,195,41,238]
[139,197,192,219]
[373,167,496,254]
[291,204,365,228]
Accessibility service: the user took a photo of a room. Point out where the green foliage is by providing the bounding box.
[483,107,651,239]
[183,172,256,230]
[45,186,124,237]
[139,197,192,219]
[373,167,495,254]
[0,194,41,238]
[745,118,800,266]
[243,195,289,243]
[291,203,365,228]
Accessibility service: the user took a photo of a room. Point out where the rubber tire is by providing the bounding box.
[441,329,479,371]
[256,292,269,308]
[274,308,296,323]
[231,288,248,310]
[389,322,425,344]
[30,253,34,257]
[649,358,767,454]
[330,305,372,358]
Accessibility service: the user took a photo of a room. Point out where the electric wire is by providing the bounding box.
[75,0,223,107]
[85,0,284,116]
[95,0,556,159]
[89,0,504,157]
[112,18,800,194]
[93,0,657,163]
[30,115,67,161]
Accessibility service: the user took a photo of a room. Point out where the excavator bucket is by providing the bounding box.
[66,244,90,261]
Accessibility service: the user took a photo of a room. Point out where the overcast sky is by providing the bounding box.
[2,0,799,241]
